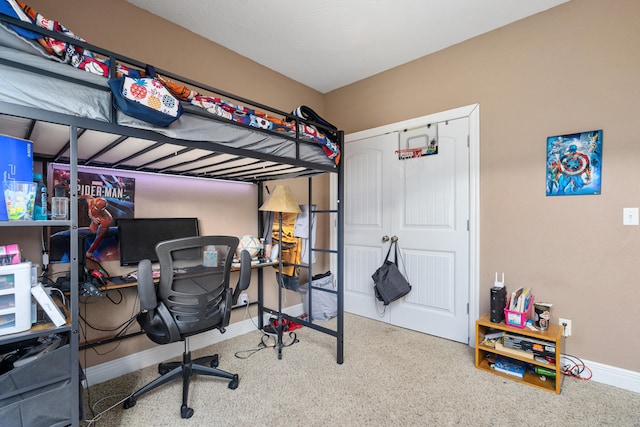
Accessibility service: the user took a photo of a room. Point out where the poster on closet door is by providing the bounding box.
[48,165,135,263]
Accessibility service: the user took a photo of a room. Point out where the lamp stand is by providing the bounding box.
[276,213,284,359]
[258,184,301,360]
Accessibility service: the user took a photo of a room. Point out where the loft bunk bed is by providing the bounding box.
[0,4,344,338]
[0,14,341,180]
[0,8,344,425]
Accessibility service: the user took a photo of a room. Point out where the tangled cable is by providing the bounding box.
[561,353,592,380]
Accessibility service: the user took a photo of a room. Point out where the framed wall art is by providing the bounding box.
[546,129,602,196]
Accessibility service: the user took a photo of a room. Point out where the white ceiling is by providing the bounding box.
[127,0,568,94]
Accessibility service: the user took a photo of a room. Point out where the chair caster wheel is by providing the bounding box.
[210,354,219,368]
[181,405,194,419]
[228,374,239,390]
[123,397,136,409]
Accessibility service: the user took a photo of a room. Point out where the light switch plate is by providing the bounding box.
[623,207,639,226]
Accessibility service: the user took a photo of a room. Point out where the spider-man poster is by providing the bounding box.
[546,130,602,196]
[48,166,135,263]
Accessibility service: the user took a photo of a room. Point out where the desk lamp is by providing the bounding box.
[259,184,301,359]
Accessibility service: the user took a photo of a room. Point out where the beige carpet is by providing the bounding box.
[81,313,639,426]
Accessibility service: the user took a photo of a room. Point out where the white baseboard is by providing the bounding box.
[84,304,304,387]
[584,358,640,393]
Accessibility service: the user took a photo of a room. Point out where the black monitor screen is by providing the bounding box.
[117,218,200,266]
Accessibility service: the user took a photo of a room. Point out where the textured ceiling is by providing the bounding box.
[127,0,569,93]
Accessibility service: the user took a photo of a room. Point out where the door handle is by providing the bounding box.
[391,235,398,242]
[382,235,390,242]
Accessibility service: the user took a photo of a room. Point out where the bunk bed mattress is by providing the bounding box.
[0,29,335,167]
[0,44,112,120]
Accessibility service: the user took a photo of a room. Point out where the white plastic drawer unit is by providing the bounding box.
[0,262,32,336]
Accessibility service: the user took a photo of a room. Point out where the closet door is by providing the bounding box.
[343,132,398,321]
[390,118,470,343]
[344,118,470,344]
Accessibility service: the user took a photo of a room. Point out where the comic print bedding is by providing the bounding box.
[188,94,340,164]
[0,0,139,78]
[0,0,340,164]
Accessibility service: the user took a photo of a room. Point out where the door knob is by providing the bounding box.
[391,235,398,242]
[382,235,390,242]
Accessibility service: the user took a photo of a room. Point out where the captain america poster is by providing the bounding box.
[546,130,602,196]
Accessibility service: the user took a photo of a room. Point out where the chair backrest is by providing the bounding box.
[155,235,239,338]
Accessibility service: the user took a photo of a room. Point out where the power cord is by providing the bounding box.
[104,289,124,305]
[83,392,133,426]
[375,298,387,318]
[48,286,66,306]
[561,353,592,380]
[79,311,138,335]
[234,331,299,359]
[234,302,276,359]
[40,229,49,279]
[234,339,270,359]
[80,283,141,421]
[79,289,141,356]
[81,296,139,420]
[233,301,300,358]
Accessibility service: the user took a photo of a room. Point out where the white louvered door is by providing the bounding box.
[344,118,470,344]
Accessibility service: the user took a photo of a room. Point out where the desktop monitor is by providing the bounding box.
[48,230,90,269]
[116,218,200,266]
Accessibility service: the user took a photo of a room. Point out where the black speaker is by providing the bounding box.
[490,286,506,323]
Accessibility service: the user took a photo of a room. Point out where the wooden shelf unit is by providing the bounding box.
[475,312,564,394]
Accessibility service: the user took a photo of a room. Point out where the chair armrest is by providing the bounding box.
[232,250,251,305]
[137,259,158,311]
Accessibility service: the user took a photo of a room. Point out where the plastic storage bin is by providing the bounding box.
[503,295,534,328]
[299,271,337,322]
[0,262,33,336]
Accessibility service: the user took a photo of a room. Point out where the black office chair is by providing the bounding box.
[123,236,252,419]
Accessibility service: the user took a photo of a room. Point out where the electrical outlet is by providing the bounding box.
[239,293,249,306]
[559,318,571,337]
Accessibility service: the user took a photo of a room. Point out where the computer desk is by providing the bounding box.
[98,260,278,290]
[80,261,278,350]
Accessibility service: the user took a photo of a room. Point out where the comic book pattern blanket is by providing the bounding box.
[2,0,139,78]
[160,75,340,163]
[189,94,340,164]
[1,0,340,164]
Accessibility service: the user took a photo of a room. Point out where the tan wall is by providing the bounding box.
[22,0,640,373]
[326,0,640,372]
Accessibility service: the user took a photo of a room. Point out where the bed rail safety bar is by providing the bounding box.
[0,56,108,92]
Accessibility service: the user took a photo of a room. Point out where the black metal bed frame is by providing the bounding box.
[0,13,344,427]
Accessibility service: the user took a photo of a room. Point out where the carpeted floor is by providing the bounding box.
[81,313,640,426]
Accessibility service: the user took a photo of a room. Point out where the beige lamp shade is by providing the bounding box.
[259,185,301,213]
